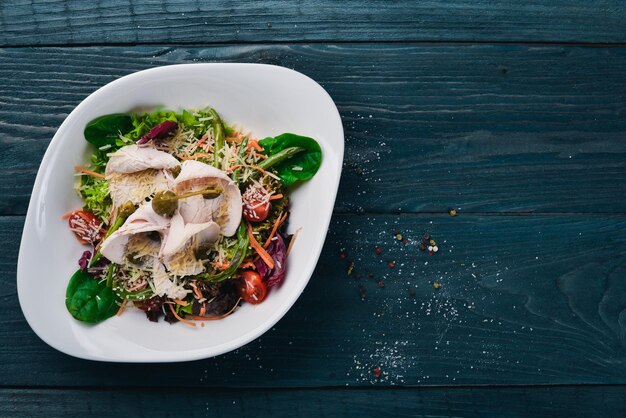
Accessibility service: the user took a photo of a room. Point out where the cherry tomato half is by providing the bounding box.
[68,210,104,245]
[242,199,271,223]
[239,270,268,304]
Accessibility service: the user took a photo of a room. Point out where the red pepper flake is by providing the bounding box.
[378,280,385,288]
[429,251,434,256]
[339,250,348,259]
[374,366,381,379]
[402,239,409,245]
[374,246,382,255]
[388,261,395,268]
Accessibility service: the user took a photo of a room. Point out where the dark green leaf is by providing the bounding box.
[258,133,322,187]
[65,269,119,324]
[84,114,134,147]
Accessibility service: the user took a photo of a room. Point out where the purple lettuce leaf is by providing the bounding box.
[254,233,287,288]
[137,120,178,144]
[78,250,92,271]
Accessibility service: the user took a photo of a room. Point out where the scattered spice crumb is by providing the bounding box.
[374,366,381,379]
[388,261,396,268]
[449,208,457,217]
[347,262,355,276]
[374,246,382,255]
[432,281,441,289]
[367,271,373,278]
[395,233,403,241]
[378,280,385,288]
[402,238,409,245]
[339,250,348,259]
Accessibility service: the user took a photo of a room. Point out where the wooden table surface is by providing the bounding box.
[2,1,626,416]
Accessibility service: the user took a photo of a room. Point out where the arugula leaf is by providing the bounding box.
[258,133,322,187]
[84,114,134,147]
[65,269,119,324]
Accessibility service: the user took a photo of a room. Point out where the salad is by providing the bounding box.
[64,107,321,326]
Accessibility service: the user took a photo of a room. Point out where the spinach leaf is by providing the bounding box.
[65,269,119,324]
[84,114,134,147]
[258,133,322,187]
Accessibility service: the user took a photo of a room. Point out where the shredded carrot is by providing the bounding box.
[61,210,76,220]
[269,194,283,201]
[196,135,208,149]
[74,166,105,178]
[168,303,196,327]
[191,282,203,299]
[174,299,188,306]
[199,304,206,317]
[240,260,256,270]
[249,152,267,160]
[286,227,301,257]
[228,164,268,176]
[210,261,230,270]
[263,212,288,248]
[247,140,263,152]
[186,298,242,321]
[116,299,128,316]
[247,222,275,269]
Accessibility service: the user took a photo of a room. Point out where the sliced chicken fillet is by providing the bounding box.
[173,160,242,236]
[105,145,179,207]
[99,203,170,265]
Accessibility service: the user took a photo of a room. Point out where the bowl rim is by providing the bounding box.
[16,63,344,362]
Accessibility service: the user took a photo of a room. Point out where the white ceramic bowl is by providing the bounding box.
[17,64,343,362]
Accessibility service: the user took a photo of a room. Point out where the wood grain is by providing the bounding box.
[1,1,625,45]
[3,214,626,387]
[1,45,625,215]
[1,386,625,418]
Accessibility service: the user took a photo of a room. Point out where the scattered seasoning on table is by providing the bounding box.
[378,280,385,288]
[418,232,430,251]
[347,261,355,276]
[367,271,374,278]
[388,261,396,268]
[432,281,441,289]
[358,285,367,300]
[339,250,348,259]
[374,246,382,255]
[449,208,457,217]
[374,366,381,379]
[402,238,409,245]
[395,233,403,241]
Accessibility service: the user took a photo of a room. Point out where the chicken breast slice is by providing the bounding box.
[173,160,242,236]
[161,210,220,257]
[105,145,179,207]
[99,203,170,265]
[105,145,179,176]
[107,169,171,207]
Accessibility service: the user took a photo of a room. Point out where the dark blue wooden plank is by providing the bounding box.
[1,1,626,45]
[3,213,626,387]
[1,45,625,215]
[2,386,626,418]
